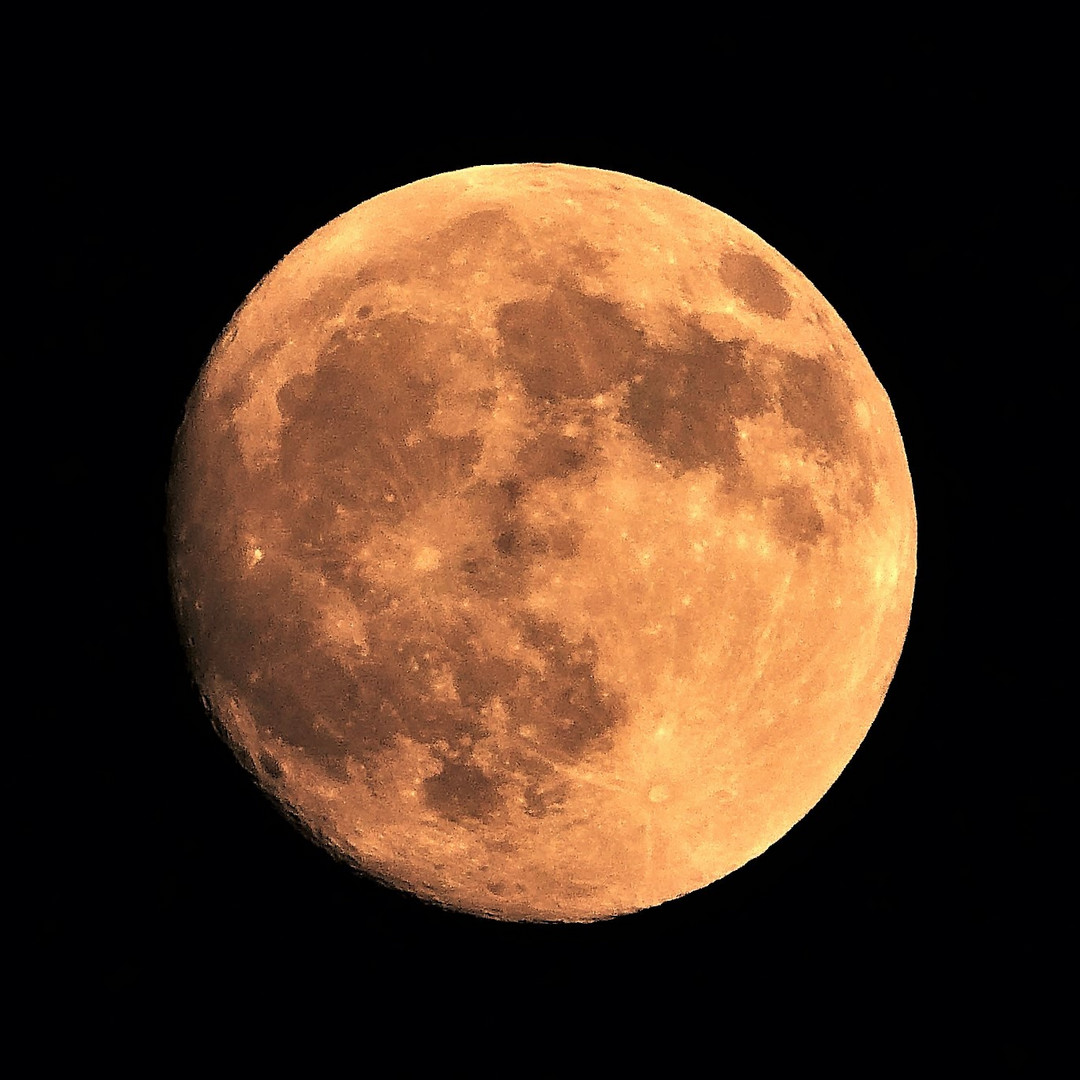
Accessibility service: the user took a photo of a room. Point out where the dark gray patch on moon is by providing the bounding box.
[513,427,593,483]
[258,750,284,778]
[172,390,630,820]
[778,351,876,509]
[717,252,792,318]
[523,778,570,818]
[496,281,645,402]
[621,324,769,480]
[351,603,627,825]
[171,411,387,778]
[778,352,852,460]
[423,760,502,822]
[769,484,826,550]
[276,317,484,550]
[427,208,551,289]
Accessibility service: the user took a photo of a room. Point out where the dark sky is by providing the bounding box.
[35,51,1062,1063]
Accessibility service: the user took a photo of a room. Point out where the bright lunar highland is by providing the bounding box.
[169,164,916,921]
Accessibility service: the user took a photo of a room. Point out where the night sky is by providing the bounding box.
[33,42,1062,1065]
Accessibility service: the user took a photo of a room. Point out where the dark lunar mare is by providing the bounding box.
[716,251,793,319]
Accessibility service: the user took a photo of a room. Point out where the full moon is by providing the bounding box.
[169,163,916,922]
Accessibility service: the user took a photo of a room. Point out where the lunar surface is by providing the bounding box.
[169,163,916,921]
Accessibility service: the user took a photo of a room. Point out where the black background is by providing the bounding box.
[36,31,1064,1065]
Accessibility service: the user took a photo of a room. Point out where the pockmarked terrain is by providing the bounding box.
[169,164,916,921]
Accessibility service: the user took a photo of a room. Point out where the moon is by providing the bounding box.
[168,163,916,922]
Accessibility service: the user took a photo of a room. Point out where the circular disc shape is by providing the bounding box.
[169,163,916,922]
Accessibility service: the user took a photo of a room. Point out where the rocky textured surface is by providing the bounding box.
[169,164,916,921]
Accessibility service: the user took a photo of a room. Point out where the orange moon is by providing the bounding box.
[168,163,916,922]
